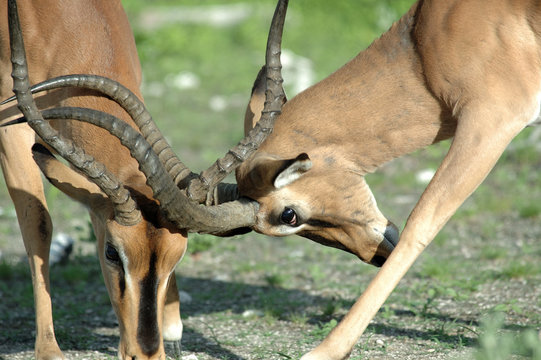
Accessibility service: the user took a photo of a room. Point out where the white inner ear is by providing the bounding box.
[274,159,312,189]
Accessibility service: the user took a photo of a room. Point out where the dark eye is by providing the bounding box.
[105,243,120,264]
[281,207,298,226]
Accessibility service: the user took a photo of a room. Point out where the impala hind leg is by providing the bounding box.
[0,126,63,360]
[301,106,528,360]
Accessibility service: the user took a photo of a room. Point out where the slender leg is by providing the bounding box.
[0,125,63,360]
[301,107,527,360]
[163,273,182,357]
[163,273,183,341]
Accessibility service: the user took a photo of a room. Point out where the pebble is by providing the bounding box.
[182,355,198,360]
[179,290,192,304]
[49,232,74,266]
[242,309,264,318]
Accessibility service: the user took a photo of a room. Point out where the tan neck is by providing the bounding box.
[261,3,455,173]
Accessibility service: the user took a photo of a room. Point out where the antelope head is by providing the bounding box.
[5,0,287,358]
[236,150,399,267]
[238,50,399,268]
[30,142,188,358]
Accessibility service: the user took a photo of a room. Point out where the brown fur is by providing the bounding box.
[237,1,541,358]
[0,1,187,359]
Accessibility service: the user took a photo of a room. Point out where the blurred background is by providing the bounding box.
[1,1,541,359]
[0,0,415,257]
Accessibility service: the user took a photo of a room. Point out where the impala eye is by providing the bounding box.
[281,207,298,226]
[105,243,120,264]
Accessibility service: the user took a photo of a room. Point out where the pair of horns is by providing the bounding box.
[6,0,288,234]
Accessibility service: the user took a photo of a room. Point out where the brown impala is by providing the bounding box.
[3,0,540,359]
[1,0,287,359]
[238,0,541,358]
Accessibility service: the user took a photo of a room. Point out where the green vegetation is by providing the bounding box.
[476,312,541,360]
[1,0,541,359]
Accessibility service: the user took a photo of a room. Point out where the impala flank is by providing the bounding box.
[3,0,539,359]
[237,0,541,359]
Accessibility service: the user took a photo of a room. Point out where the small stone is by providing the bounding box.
[242,309,264,318]
[182,354,198,360]
[178,290,192,304]
[49,232,74,266]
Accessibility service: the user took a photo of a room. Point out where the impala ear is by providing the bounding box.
[273,153,312,188]
[244,66,287,136]
[244,67,266,136]
[237,153,312,198]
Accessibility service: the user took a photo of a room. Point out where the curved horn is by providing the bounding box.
[4,0,289,208]
[7,0,142,226]
[1,74,196,188]
[186,0,289,204]
[33,107,258,233]
[7,0,288,234]
[7,0,258,234]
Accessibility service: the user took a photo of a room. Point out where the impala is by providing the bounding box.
[238,0,541,359]
[6,0,539,359]
[1,0,287,359]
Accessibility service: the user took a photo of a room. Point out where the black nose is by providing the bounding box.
[384,222,399,247]
[370,222,400,267]
[370,255,386,267]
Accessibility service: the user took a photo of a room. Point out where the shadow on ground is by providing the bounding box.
[0,255,490,359]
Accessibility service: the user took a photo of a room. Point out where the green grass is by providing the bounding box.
[2,0,541,359]
[476,312,541,360]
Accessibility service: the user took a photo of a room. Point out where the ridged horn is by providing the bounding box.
[3,0,289,207]
[6,0,289,234]
[0,74,196,188]
[6,0,258,234]
[7,0,142,226]
[19,106,257,233]
[186,0,289,204]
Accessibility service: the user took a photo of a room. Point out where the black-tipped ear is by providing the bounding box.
[31,143,56,179]
[237,153,312,199]
[244,66,287,136]
[32,143,51,155]
[273,153,312,188]
[244,66,267,136]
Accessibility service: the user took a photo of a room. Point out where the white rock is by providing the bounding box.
[178,290,193,304]
[242,309,264,318]
[182,354,199,360]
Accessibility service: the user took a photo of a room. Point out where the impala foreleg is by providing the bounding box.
[301,107,528,360]
[163,273,183,342]
[0,126,62,360]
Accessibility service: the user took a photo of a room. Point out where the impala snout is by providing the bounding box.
[99,218,187,360]
[369,221,399,267]
[299,218,399,267]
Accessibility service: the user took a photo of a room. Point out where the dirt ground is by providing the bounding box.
[1,211,540,360]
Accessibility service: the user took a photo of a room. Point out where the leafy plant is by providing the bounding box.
[476,312,541,360]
